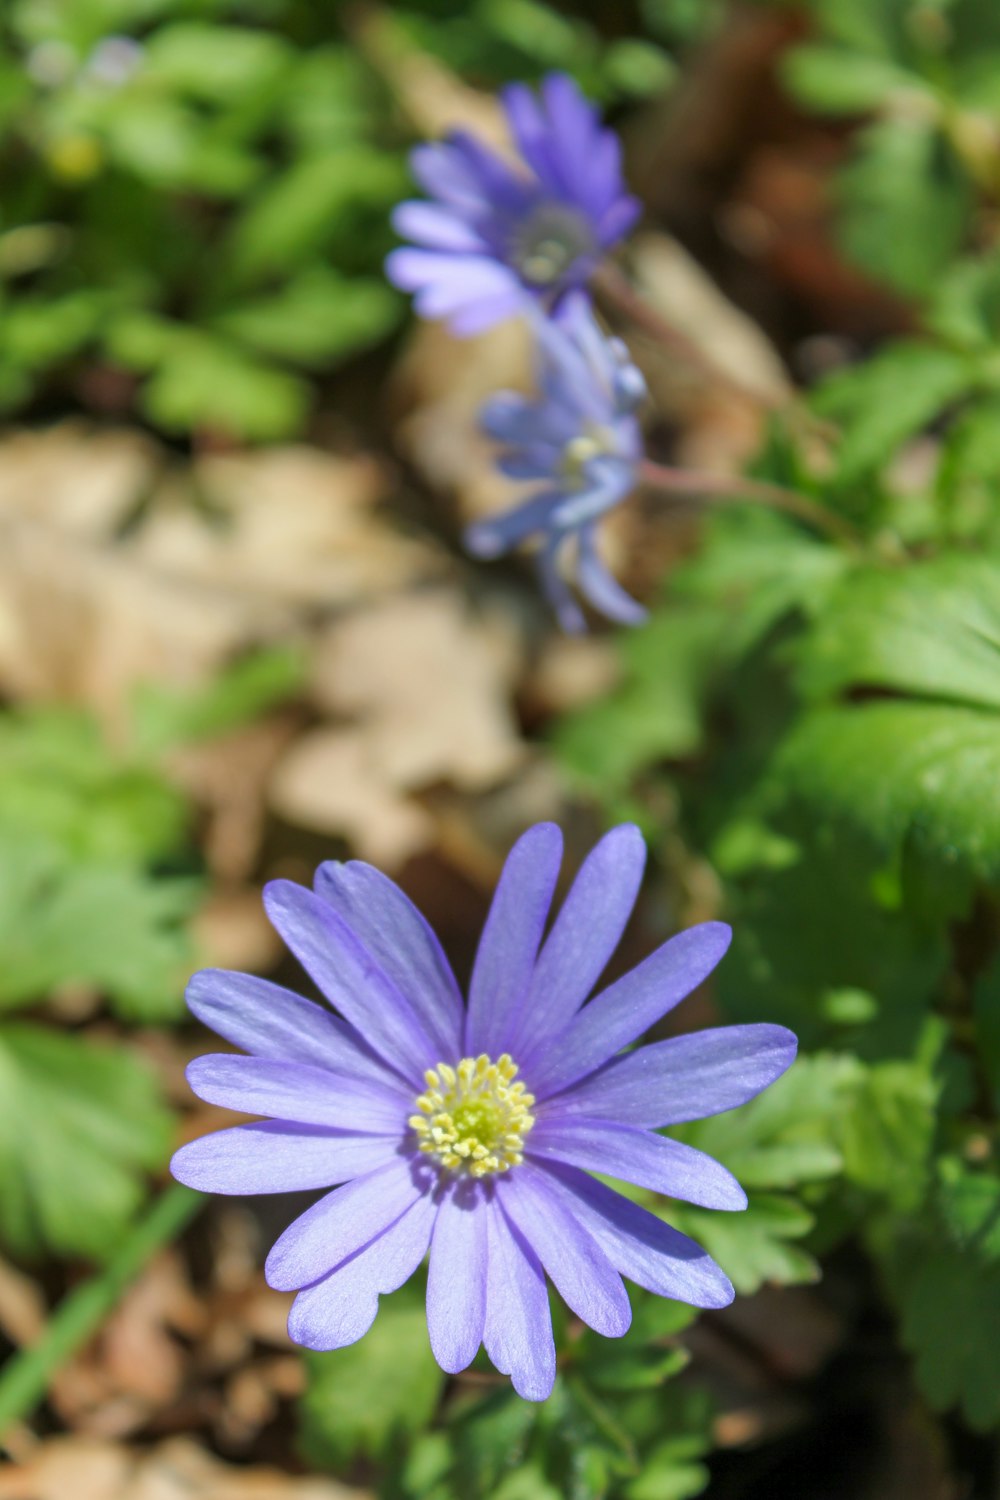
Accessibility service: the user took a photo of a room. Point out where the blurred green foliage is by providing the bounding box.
[0,647,303,1261]
[0,0,682,443]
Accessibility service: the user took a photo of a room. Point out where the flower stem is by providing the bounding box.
[0,1183,202,1446]
[593,260,788,413]
[639,459,860,546]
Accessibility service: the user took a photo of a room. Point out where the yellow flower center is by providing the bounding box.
[409,1054,535,1178]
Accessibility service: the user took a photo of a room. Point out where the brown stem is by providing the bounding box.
[639,459,860,547]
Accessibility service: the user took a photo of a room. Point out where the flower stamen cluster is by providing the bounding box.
[409,1053,535,1177]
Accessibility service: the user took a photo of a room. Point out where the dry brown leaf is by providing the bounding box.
[135,448,440,610]
[270,589,527,866]
[392,318,531,527]
[270,726,434,868]
[0,1436,369,1500]
[0,1260,46,1350]
[50,1252,205,1438]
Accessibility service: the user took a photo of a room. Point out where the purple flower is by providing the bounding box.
[386,72,640,335]
[172,823,796,1401]
[466,295,647,631]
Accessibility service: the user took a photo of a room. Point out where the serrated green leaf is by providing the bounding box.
[0,1022,171,1260]
[772,702,1000,881]
[0,839,196,1019]
[838,1060,937,1210]
[299,1280,444,1469]
[894,1239,1000,1429]
[795,556,1000,709]
[0,706,186,865]
[668,1194,819,1297]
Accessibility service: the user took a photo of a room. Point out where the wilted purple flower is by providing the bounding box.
[172,823,796,1401]
[466,295,647,631]
[386,72,640,335]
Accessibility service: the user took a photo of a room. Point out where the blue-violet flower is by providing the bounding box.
[172,822,796,1401]
[466,294,647,631]
[386,72,640,335]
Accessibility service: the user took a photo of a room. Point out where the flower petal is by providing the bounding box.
[263,880,438,1082]
[529,922,732,1098]
[465,823,563,1057]
[185,969,393,1087]
[482,1195,556,1401]
[265,1156,428,1291]
[511,824,645,1063]
[171,1122,398,1195]
[392,200,487,253]
[185,1055,408,1135]
[551,1024,799,1127]
[534,1161,734,1308]
[575,526,647,628]
[497,1166,630,1338]
[527,1118,747,1210]
[287,1193,437,1351]
[314,860,464,1064]
[426,1184,488,1373]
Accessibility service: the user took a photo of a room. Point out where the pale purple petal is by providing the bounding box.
[185,969,393,1088]
[426,1185,488,1373]
[288,1194,437,1351]
[171,1122,398,1195]
[392,200,487,252]
[314,860,464,1063]
[465,491,564,559]
[263,880,437,1082]
[510,824,645,1063]
[497,1167,630,1338]
[529,922,733,1099]
[550,1025,798,1127]
[185,1055,408,1135]
[465,823,563,1056]
[576,526,647,627]
[538,535,586,634]
[448,287,529,335]
[265,1156,427,1291]
[527,1118,747,1210]
[536,1160,735,1308]
[482,1195,556,1401]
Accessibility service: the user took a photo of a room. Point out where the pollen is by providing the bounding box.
[409,1053,536,1178]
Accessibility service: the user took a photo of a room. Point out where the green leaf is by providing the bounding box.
[0,1022,171,1260]
[299,1280,445,1469]
[144,23,292,101]
[0,839,196,1020]
[669,1194,819,1297]
[674,1055,846,1191]
[140,333,308,441]
[835,119,972,299]
[552,606,724,796]
[794,556,1000,710]
[896,1251,1000,1429]
[0,707,186,865]
[813,340,973,481]
[837,1060,937,1209]
[782,44,921,114]
[131,645,306,755]
[212,268,401,368]
[229,149,407,282]
[772,701,1000,881]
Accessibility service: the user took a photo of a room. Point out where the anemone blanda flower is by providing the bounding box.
[465,295,647,631]
[172,823,796,1401]
[385,72,640,335]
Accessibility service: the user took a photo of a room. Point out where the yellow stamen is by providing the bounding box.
[410,1053,535,1179]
